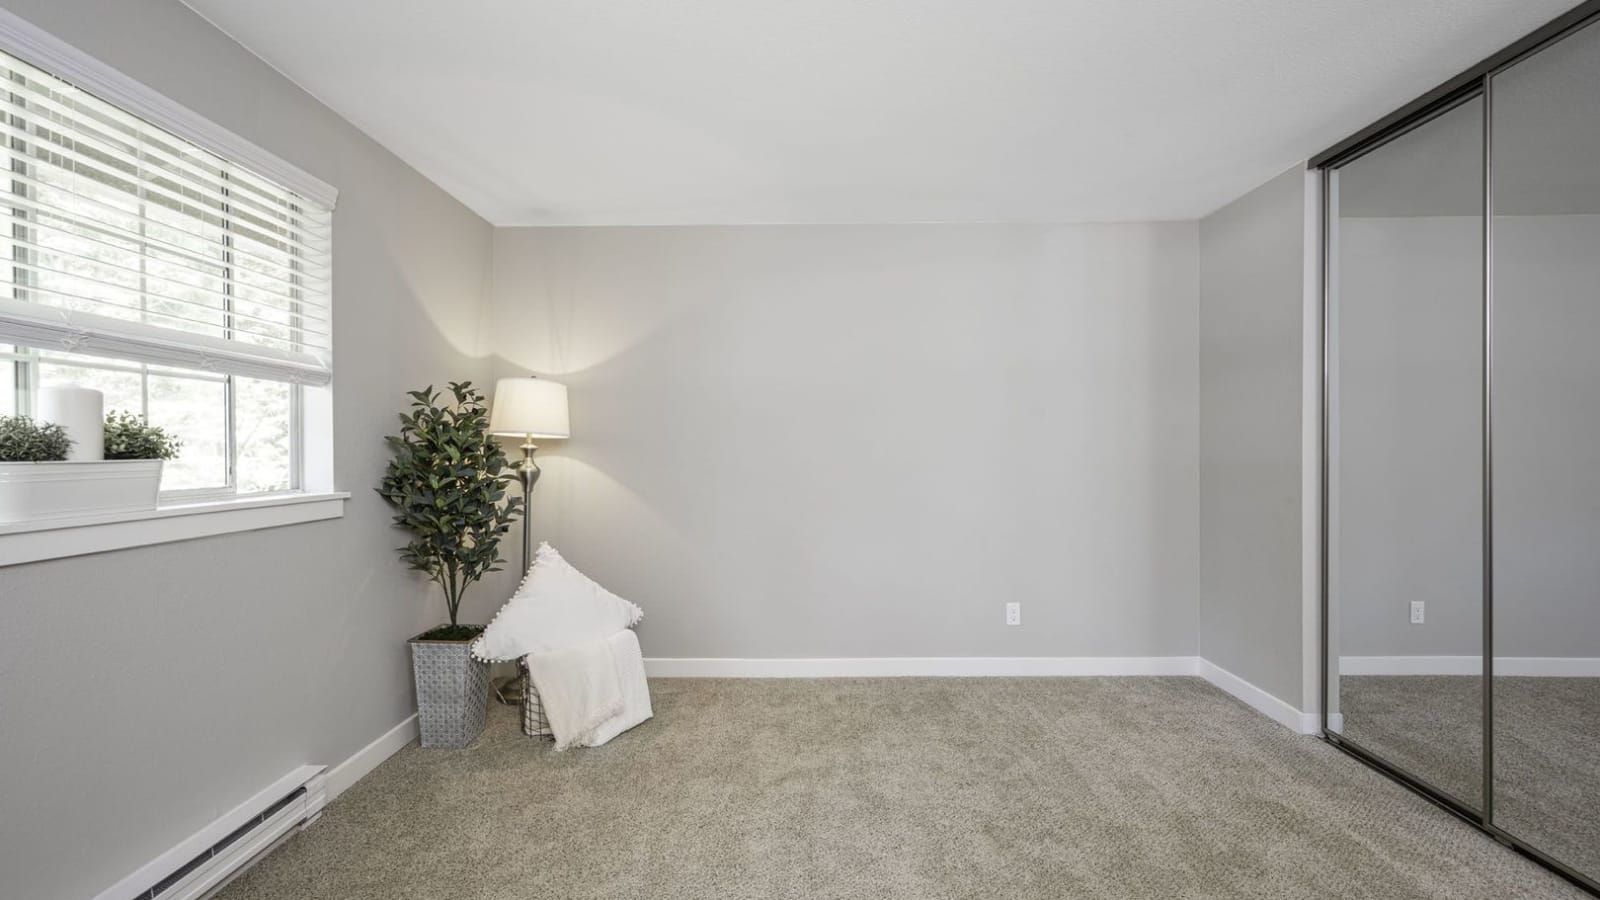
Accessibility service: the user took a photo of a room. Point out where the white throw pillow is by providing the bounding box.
[472,543,643,661]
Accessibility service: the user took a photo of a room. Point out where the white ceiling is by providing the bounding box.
[181,0,1577,226]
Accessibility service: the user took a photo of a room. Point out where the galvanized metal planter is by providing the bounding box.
[409,630,490,749]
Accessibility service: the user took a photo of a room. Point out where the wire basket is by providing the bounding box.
[519,657,552,739]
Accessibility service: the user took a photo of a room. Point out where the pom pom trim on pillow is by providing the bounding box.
[471,543,642,662]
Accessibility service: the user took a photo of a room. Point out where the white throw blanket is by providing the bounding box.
[527,629,654,750]
[527,638,624,751]
[584,630,654,747]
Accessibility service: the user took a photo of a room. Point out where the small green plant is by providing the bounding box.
[0,414,73,462]
[378,382,524,632]
[103,411,182,460]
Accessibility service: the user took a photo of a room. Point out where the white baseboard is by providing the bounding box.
[1339,656,1600,677]
[1339,655,1477,676]
[644,656,1201,678]
[1197,659,1320,735]
[1492,657,1600,676]
[645,656,1323,735]
[326,713,419,801]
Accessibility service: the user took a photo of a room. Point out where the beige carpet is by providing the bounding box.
[217,677,1587,900]
[1339,675,1484,807]
[1340,675,1600,880]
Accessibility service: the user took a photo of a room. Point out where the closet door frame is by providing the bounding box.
[1315,1,1600,894]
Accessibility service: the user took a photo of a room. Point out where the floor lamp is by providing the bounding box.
[489,375,570,576]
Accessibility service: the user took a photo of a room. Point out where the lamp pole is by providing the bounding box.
[518,436,541,575]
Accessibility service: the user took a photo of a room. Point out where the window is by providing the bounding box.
[0,45,332,501]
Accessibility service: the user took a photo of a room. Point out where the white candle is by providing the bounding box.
[38,386,105,461]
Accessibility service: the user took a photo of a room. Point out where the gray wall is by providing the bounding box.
[489,223,1200,659]
[1334,213,1600,659]
[0,3,499,898]
[1494,215,1600,660]
[1331,214,1482,658]
[1197,167,1310,708]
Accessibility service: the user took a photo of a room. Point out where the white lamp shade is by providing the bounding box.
[490,377,570,438]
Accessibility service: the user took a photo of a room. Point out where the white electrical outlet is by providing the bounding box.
[1409,601,1425,625]
[1005,602,1021,626]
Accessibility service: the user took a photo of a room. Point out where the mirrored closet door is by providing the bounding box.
[1321,3,1600,892]
[1489,16,1600,880]
[1325,93,1486,811]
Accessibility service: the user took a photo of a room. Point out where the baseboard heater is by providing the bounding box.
[96,765,327,900]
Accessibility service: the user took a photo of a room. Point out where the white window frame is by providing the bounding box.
[0,8,343,564]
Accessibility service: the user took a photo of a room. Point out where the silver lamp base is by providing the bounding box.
[517,439,541,575]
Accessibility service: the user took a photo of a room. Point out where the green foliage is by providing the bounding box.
[103,411,182,460]
[378,382,524,627]
[0,415,73,462]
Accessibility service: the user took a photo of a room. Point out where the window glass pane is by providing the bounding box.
[0,193,18,298]
[34,351,231,492]
[144,199,226,336]
[234,376,291,493]
[146,372,226,490]
[0,348,18,417]
[24,349,296,496]
[31,158,146,320]
[233,249,297,350]
[36,354,142,417]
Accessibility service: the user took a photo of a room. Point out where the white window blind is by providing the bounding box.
[0,49,333,385]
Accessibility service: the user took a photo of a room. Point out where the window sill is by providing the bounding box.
[0,491,349,566]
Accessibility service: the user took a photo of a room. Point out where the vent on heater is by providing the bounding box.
[96,766,328,900]
[141,787,305,899]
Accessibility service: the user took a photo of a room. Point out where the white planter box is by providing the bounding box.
[0,459,163,524]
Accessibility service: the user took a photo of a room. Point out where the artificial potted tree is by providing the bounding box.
[379,382,523,749]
